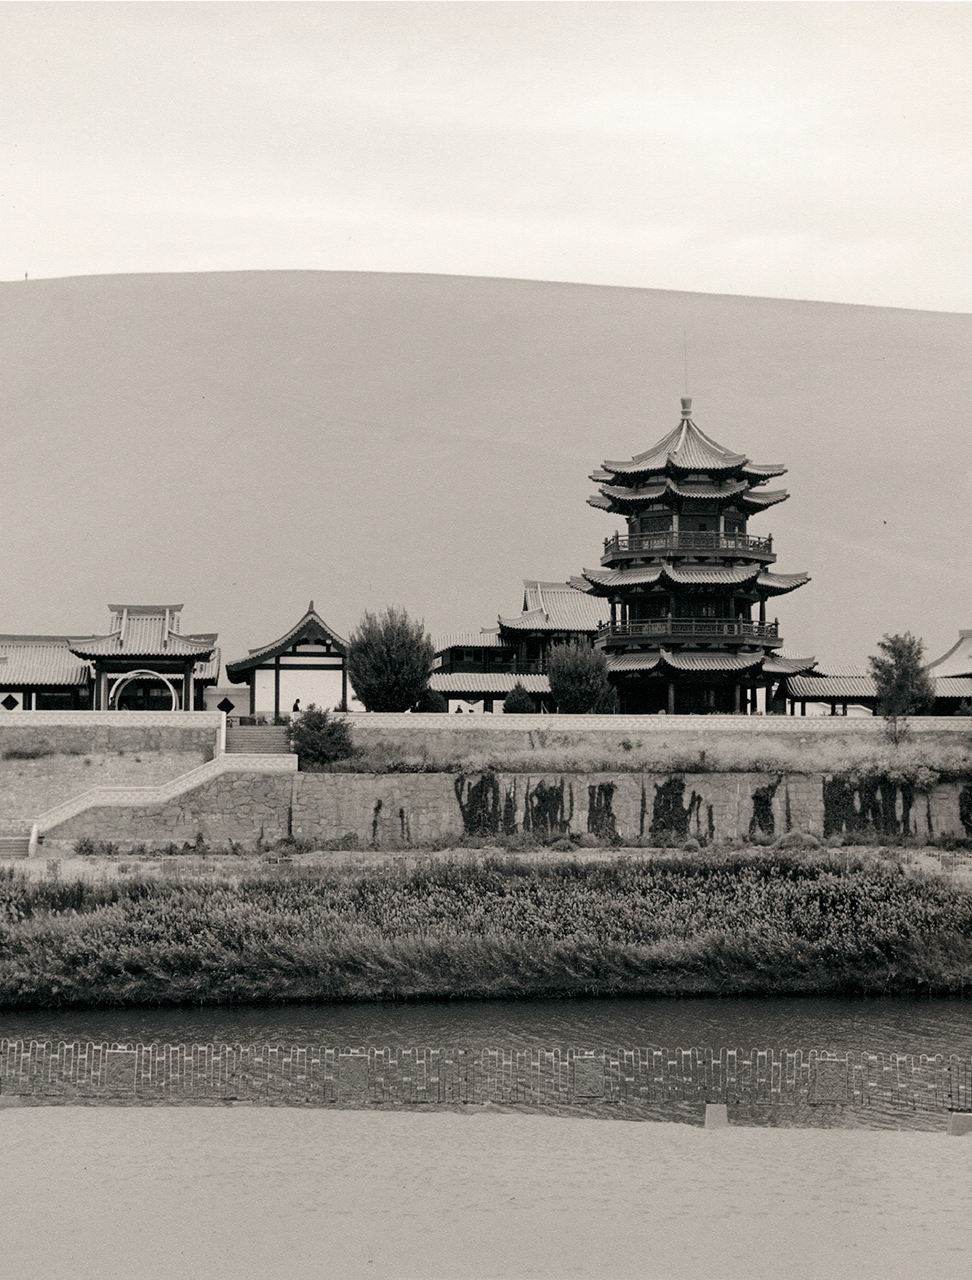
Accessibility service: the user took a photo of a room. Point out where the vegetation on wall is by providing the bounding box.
[1,853,970,1008]
[347,607,435,712]
[547,640,614,714]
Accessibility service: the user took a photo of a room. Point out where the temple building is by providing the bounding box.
[224,602,357,719]
[574,398,814,713]
[0,604,219,710]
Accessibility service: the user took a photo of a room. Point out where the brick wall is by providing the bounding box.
[2,1040,967,1116]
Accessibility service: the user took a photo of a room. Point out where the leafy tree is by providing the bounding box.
[868,632,935,741]
[413,687,448,713]
[503,682,537,714]
[287,704,355,770]
[348,607,435,712]
[547,639,613,714]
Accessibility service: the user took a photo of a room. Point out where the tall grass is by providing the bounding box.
[1,854,970,1008]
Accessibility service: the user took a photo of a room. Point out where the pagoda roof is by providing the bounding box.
[589,400,790,517]
[786,672,972,702]
[498,581,604,633]
[659,649,764,672]
[69,604,217,661]
[226,602,348,680]
[926,630,972,679]
[594,399,787,482]
[577,565,808,596]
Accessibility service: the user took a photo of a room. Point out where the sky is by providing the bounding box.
[3,1,972,312]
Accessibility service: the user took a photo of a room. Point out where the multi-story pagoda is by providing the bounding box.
[573,398,811,714]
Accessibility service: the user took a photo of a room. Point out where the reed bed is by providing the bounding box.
[0,854,970,1008]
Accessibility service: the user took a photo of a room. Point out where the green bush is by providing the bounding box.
[547,640,612,714]
[503,683,537,714]
[348,607,435,712]
[413,688,448,713]
[287,704,355,771]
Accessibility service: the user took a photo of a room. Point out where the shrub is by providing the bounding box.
[413,688,448,713]
[348,607,435,712]
[503,683,537,714]
[287,704,355,771]
[547,640,612,714]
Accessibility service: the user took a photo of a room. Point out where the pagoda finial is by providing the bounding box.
[308,600,315,614]
[681,396,692,418]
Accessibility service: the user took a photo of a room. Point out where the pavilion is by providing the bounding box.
[225,602,354,719]
[573,397,814,712]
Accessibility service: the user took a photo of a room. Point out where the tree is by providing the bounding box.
[287,704,355,770]
[868,632,935,741]
[348,607,435,712]
[503,682,537,714]
[547,639,613,714]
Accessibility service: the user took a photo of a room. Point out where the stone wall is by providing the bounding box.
[43,773,293,850]
[40,767,972,852]
[1,1040,966,1116]
[0,714,221,836]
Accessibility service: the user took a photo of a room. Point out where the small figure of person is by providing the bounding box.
[291,699,301,718]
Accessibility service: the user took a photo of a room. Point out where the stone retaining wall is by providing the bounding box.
[0,713,221,836]
[38,768,972,851]
[2,1041,968,1115]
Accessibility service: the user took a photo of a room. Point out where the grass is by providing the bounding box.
[1,853,971,1009]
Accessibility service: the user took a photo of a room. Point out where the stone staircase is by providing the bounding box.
[0,835,31,858]
[224,725,292,755]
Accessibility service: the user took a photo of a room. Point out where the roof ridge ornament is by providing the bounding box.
[681,397,692,418]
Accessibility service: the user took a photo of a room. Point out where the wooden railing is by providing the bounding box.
[604,531,773,557]
[599,619,779,642]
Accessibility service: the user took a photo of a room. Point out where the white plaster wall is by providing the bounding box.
[279,667,345,713]
[253,668,276,713]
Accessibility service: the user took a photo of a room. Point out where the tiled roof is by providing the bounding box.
[429,672,550,694]
[498,582,605,633]
[607,653,661,672]
[434,630,506,653]
[70,605,216,659]
[580,565,805,594]
[763,654,816,677]
[738,489,789,512]
[226,602,347,678]
[755,571,810,596]
[927,631,972,678]
[0,636,92,687]
[660,649,764,672]
[787,673,972,701]
[596,402,784,481]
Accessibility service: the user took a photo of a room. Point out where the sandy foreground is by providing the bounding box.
[1,1107,970,1280]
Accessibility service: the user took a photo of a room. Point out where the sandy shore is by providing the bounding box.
[1,1107,970,1279]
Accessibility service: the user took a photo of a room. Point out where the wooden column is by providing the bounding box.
[182,663,193,711]
[667,679,675,715]
[274,656,281,721]
[733,682,741,713]
[341,663,348,712]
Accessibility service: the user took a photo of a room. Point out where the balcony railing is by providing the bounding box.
[599,619,780,642]
[603,531,773,557]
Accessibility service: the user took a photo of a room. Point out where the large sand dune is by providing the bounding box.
[2,271,969,668]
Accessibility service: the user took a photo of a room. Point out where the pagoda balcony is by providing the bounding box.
[603,531,774,561]
[598,618,780,643]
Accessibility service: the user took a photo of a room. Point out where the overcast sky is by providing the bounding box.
[2,1,971,312]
